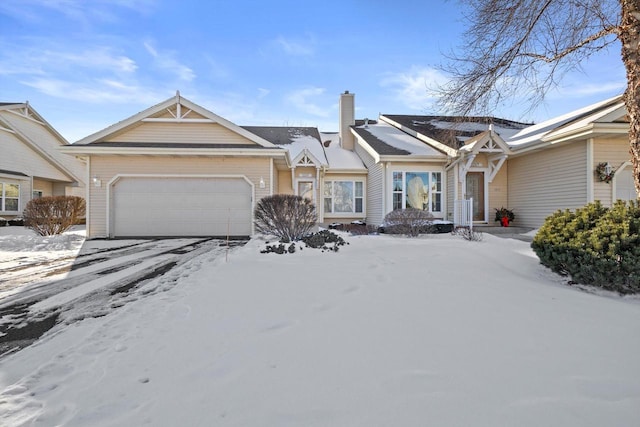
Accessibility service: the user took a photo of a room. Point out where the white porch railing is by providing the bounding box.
[454,198,473,231]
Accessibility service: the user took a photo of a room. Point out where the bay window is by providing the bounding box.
[391,171,442,213]
[324,180,364,214]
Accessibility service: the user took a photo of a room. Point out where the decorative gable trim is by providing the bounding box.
[75,91,276,148]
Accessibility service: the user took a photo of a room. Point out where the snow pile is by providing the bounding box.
[0,227,85,252]
[1,233,639,426]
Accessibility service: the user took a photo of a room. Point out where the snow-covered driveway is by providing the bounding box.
[0,227,243,357]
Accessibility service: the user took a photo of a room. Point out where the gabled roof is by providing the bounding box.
[243,126,327,166]
[74,92,276,148]
[381,114,529,149]
[352,121,448,161]
[508,95,626,150]
[0,102,84,184]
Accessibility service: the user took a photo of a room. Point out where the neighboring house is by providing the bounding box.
[0,102,85,220]
[61,91,634,239]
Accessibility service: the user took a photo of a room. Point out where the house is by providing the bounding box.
[61,91,634,239]
[0,102,85,220]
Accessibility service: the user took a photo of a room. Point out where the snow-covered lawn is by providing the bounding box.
[1,231,639,426]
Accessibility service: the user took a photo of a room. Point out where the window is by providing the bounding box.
[324,180,364,214]
[1,183,20,212]
[391,171,442,213]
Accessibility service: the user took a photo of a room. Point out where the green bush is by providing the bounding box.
[531,200,640,294]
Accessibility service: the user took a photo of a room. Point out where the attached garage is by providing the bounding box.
[111,176,253,237]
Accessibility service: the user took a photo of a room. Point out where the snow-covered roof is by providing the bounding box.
[382,115,530,148]
[352,121,448,158]
[243,126,328,166]
[507,95,625,147]
[320,132,366,171]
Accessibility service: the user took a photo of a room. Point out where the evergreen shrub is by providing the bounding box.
[531,200,640,294]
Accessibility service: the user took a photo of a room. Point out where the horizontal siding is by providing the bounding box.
[108,122,255,145]
[0,111,85,182]
[278,170,293,194]
[0,125,70,182]
[508,141,588,228]
[88,156,271,238]
[33,179,54,196]
[593,137,632,207]
[446,165,455,221]
[355,143,384,226]
[488,163,508,222]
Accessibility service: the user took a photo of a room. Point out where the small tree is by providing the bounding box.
[254,194,317,241]
[24,196,86,236]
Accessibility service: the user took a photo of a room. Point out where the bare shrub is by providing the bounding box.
[254,194,317,241]
[382,208,434,237]
[24,196,86,236]
[454,227,484,242]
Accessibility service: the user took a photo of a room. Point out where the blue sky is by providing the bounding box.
[0,0,627,142]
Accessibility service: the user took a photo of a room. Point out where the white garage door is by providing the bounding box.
[112,177,252,237]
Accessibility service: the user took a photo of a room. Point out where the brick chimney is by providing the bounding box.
[339,90,355,151]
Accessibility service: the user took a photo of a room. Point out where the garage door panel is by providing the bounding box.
[112,177,252,237]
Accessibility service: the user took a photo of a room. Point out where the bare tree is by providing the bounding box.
[438,0,640,195]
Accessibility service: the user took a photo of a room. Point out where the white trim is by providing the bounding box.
[465,168,489,223]
[386,166,445,217]
[322,179,366,218]
[106,174,255,238]
[612,161,635,202]
[86,157,92,238]
[587,138,594,203]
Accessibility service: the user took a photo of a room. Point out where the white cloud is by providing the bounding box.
[21,77,164,104]
[274,36,315,56]
[379,66,449,111]
[258,88,270,99]
[144,41,195,82]
[0,0,155,24]
[285,87,331,117]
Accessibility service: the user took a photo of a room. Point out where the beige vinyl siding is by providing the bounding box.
[0,111,84,181]
[508,141,588,228]
[107,122,256,145]
[355,143,385,226]
[446,165,456,221]
[0,126,70,182]
[33,179,54,196]
[88,156,271,238]
[488,162,508,221]
[278,170,293,194]
[593,137,632,206]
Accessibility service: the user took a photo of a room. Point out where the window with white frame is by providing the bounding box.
[391,171,442,213]
[1,183,20,211]
[324,180,364,214]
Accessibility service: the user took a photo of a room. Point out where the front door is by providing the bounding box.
[298,181,314,202]
[466,172,485,221]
